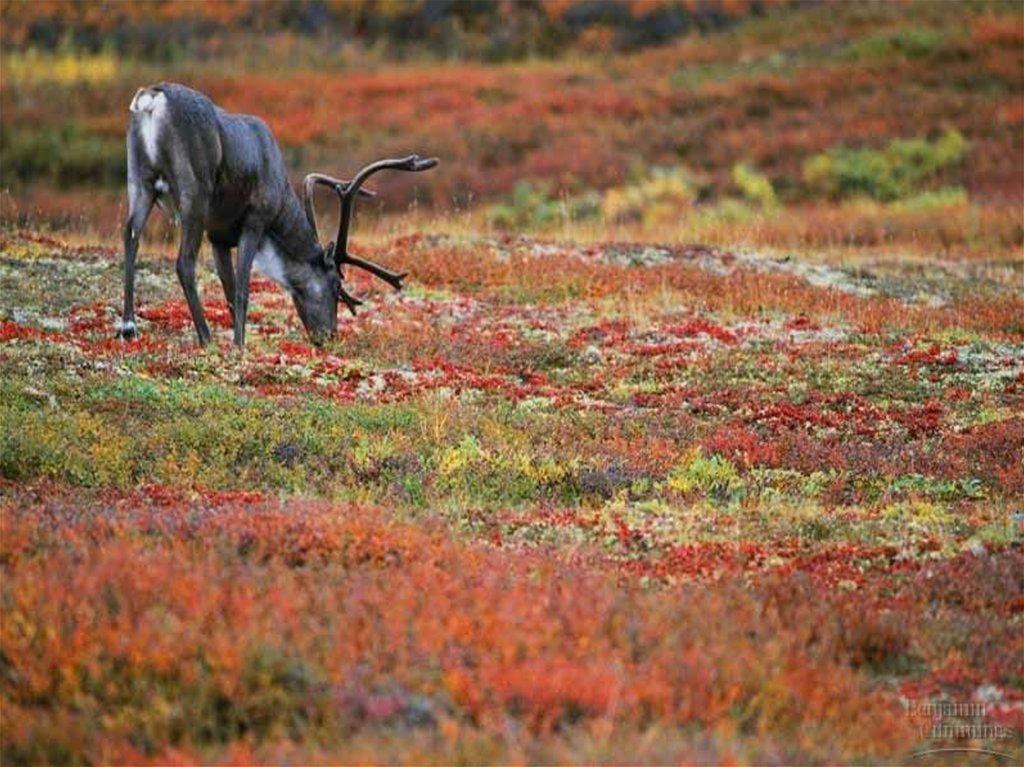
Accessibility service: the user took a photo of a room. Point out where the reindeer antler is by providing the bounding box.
[302,173,375,245]
[333,155,438,273]
[302,156,437,315]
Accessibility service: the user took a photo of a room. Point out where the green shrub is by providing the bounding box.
[487,181,600,230]
[666,449,743,499]
[802,128,968,202]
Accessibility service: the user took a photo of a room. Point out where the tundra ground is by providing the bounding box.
[1,227,1022,765]
[2,1,1023,762]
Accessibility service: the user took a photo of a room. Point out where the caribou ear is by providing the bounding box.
[323,241,336,267]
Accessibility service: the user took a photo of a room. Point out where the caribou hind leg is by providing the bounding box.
[174,197,212,346]
[119,184,155,340]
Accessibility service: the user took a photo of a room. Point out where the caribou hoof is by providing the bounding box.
[393,272,408,290]
[117,320,139,341]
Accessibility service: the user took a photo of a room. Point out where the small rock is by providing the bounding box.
[356,374,387,400]
[581,345,603,365]
[273,442,301,468]
[23,386,58,409]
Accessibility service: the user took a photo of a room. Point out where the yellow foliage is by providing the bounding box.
[602,167,699,226]
[882,500,953,525]
[437,435,488,477]
[667,448,742,496]
[3,50,118,86]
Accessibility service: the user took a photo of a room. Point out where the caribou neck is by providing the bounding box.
[270,186,324,263]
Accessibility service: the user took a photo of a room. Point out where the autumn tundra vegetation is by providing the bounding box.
[1,1,1022,764]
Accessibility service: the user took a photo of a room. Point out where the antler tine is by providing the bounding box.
[338,284,363,316]
[302,172,375,243]
[333,155,439,270]
[302,174,324,242]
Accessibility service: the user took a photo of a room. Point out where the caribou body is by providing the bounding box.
[120,82,437,346]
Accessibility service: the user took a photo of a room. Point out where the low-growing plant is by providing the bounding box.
[0,402,134,487]
[842,26,948,62]
[887,186,968,213]
[882,499,955,527]
[2,49,119,85]
[0,124,126,186]
[666,448,744,499]
[750,467,838,501]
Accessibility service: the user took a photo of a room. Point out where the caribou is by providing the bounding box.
[120,82,437,346]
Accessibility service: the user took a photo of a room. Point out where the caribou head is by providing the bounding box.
[299,155,439,342]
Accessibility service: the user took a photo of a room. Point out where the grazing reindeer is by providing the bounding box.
[120,82,437,346]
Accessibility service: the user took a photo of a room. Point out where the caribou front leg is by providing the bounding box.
[175,200,212,346]
[233,227,263,348]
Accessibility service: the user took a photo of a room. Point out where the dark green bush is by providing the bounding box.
[0,124,125,187]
